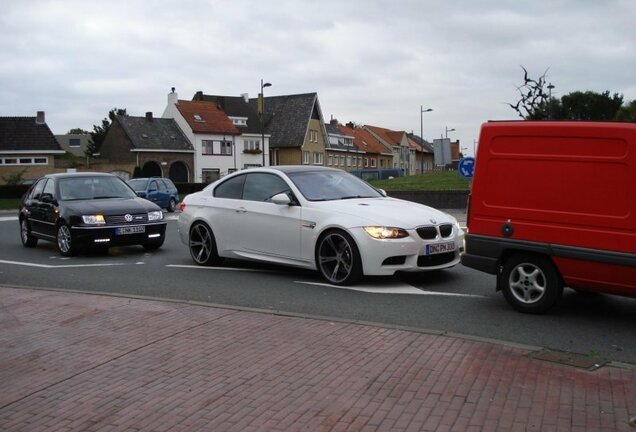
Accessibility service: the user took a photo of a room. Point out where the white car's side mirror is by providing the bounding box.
[271,193,291,205]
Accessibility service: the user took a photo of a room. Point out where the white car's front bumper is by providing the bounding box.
[348,225,465,276]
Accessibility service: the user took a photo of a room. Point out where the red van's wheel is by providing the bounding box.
[499,253,563,314]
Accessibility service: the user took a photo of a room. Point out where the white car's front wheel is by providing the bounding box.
[316,230,362,286]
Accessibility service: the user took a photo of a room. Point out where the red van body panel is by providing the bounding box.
[463,121,636,298]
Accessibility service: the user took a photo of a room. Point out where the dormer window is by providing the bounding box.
[193,114,204,122]
[230,117,248,127]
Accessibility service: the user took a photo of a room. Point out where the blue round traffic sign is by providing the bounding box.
[458,157,475,179]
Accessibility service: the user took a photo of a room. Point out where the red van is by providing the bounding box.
[461,121,636,313]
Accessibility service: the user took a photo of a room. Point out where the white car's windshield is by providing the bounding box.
[59,177,138,201]
[287,170,382,201]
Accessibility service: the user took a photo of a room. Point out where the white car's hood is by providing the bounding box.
[312,197,455,228]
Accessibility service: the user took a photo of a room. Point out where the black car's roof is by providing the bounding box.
[43,172,117,180]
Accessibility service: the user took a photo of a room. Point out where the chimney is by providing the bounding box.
[168,88,178,106]
[241,93,249,103]
[145,112,153,121]
[36,111,45,124]
[194,91,203,101]
[330,118,338,126]
[346,121,355,129]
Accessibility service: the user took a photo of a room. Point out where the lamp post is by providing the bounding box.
[259,79,272,166]
[445,127,455,138]
[420,106,433,174]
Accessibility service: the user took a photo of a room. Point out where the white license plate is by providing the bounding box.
[425,242,455,255]
[115,226,145,235]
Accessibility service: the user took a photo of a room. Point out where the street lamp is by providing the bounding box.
[420,106,433,174]
[259,79,272,166]
[445,127,456,138]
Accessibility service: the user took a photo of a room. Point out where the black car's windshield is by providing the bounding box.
[58,176,138,201]
[287,170,382,202]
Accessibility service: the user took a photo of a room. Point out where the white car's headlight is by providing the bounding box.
[82,215,105,225]
[148,211,164,221]
[363,226,409,239]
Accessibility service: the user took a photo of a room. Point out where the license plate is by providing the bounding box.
[425,242,455,255]
[115,226,145,235]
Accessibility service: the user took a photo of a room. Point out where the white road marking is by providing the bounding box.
[166,264,269,272]
[0,259,125,269]
[0,216,18,222]
[294,280,485,297]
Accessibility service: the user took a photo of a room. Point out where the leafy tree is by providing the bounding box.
[86,108,127,158]
[616,100,636,122]
[67,128,90,134]
[560,91,623,121]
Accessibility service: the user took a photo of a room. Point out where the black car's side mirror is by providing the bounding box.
[137,191,147,198]
[40,193,56,204]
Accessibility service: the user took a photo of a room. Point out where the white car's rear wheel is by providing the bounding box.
[189,222,222,266]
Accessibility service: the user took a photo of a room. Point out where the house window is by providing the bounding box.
[220,141,232,155]
[202,140,232,155]
[0,157,47,165]
[370,159,377,168]
[243,164,261,169]
[346,156,352,167]
[380,159,386,168]
[69,138,81,147]
[328,155,333,166]
[193,114,204,122]
[309,129,318,142]
[243,139,261,151]
[313,152,323,165]
[202,140,213,155]
[340,156,345,166]
[303,151,310,165]
[364,158,369,168]
[202,169,220,183]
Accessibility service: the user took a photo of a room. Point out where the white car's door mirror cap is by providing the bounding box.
[271,193,291,205]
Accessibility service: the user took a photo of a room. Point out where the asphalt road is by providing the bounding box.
[1,213,635,365]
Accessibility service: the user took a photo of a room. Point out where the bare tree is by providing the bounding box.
[508,66,551,120]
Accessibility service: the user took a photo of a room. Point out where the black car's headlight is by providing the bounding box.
[82,215,106,225]
[148,211,163,221]
[363,226,409,239]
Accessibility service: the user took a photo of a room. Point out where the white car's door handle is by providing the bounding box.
[235,207,247,213]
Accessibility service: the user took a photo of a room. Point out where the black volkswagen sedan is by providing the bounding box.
[19,172,167,256]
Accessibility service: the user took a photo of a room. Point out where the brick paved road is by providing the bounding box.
[0,286,634,431]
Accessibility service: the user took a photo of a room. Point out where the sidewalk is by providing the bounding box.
[0,286,634,432]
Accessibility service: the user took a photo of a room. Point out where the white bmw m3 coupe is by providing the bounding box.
[178,166,464,285]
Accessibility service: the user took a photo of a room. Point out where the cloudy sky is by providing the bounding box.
[2,0,635,156]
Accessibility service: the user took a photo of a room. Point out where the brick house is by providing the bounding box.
[0,111,65,184]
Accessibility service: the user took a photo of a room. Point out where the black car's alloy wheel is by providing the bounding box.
[316,230,362,285]
[56,222,77,257]
[189,222,222,266]
[20,219,38,247]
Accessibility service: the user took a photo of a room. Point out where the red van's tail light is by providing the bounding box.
[178,202,186,213]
